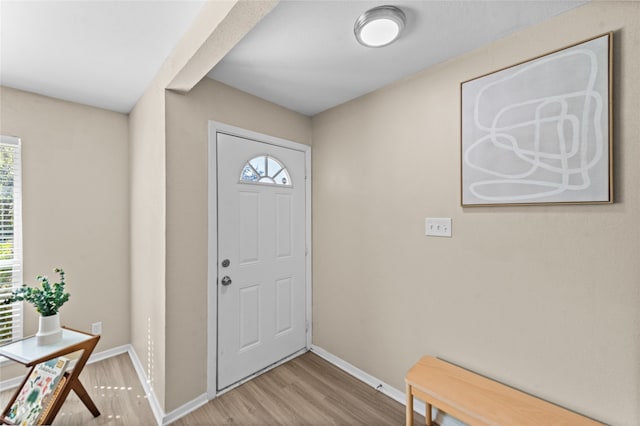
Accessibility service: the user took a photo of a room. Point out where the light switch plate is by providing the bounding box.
[425,218,452,237]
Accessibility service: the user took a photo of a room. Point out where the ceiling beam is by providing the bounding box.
[167,0,278,94]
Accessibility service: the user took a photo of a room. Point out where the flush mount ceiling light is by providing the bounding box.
[354,5,406,48]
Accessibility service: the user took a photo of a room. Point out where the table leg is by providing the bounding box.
[406,383,413,426]
[425,402,432,426]
[39,332,101,425]
[71,378,101,417]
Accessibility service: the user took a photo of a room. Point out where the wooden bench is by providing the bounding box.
[405,356,604,426]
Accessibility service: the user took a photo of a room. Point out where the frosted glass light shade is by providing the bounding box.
[354,6,406,48]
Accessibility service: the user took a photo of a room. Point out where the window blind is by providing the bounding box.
[0,135,22,345]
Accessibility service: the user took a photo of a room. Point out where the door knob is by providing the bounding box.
[221,276,232,286]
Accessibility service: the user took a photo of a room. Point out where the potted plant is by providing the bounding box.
[1,268,70,345]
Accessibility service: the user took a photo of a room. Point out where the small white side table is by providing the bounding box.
[0,327,100,425]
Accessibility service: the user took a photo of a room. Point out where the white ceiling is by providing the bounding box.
[0,0,205,113]
[0,1,588,116]
[208,0,588,116]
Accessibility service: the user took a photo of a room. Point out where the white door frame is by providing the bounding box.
[207,121,312,399]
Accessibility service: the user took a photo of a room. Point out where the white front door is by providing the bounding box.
[217,132,307,390]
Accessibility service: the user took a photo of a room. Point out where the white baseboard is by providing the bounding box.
[310,345,466,426]
[162,393,208,425]
[126,344,165,425]
[309,345,411,405]
[0,375,23,393]
[87,343,130,364]
[126,345,209,426]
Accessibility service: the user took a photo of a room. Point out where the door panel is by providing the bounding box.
[238,191,260,264]
[275,194,292,258]
[217,133,306,390]
[275,277,293,335]
[239,284,260,350]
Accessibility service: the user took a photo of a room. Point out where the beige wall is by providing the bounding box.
[128,1,275,411]
[311,3,639,425]
[164,77,311,411]
[0,87,130,377]
[129,84,167,407]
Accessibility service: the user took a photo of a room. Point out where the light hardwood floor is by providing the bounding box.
[2,351,426,425]
[1,353,156,425]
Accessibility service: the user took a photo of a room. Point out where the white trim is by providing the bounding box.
[0,135,23,347]
[310,345,403,398]
[0,135,21,146]
[62,344,130,378]
[128,344,209,425]
[86,344,129,365]
[207,121,312,399]
[206,123,218,400]
[126,344,164,425]
[310,345,466,426]
[0,374,23,393]
[0,357,17,368]
[304,137,312,350]
[162,393,208,425]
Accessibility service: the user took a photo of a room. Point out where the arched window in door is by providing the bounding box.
[240,155,292,186]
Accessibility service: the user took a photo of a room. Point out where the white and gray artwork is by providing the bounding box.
[461,34,611,206]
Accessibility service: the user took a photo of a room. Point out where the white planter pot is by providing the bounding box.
[36,313,62,345]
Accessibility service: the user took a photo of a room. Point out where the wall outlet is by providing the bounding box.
[425,217,452,237]
[91,321,102,335]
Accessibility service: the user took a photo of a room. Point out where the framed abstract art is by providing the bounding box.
[461,33,612,206]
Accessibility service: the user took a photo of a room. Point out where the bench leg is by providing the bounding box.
[425,402,432,426]
[406,383,414,426]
